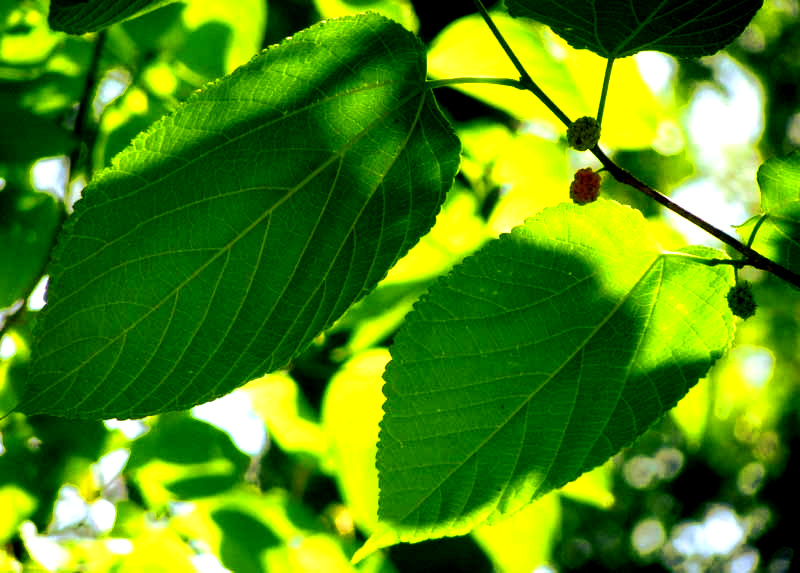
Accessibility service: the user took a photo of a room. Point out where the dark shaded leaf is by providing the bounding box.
[49,0,179,34]
[506,0,763,58]
[22,14,459,419]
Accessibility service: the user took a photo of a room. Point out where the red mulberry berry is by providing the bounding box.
[727,281,757,319]
[567,116,601,151]
[570,167,601,205]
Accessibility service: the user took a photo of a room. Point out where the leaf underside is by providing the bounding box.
[49,0,178,34]
[22,14,459,419]
[506,0,763,58]
[372,201,734,548]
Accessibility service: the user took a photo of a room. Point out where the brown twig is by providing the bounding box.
[593,146,800,288]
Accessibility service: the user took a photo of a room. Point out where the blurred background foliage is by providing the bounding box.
[1,0,799,571]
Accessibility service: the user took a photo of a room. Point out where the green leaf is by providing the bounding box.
[426,14,664,149]
[737,152,800,274]
[472,492,560,573]
[0,105,76,162]
[755,150,800,211]
[245,372,327,460]
[321,348,390,534]
[22,14,459,419]
[363,201,734,552]
[171,488,359,573]
[49,0,179,34]
[0,486,37,544]
[178,0,268,79]
[738,204,800,275]
[0,1,60,66]
[0,188,62,309]
[332,188,487,355]
[126,413,250,508]
[114,526,197,573]
[314,0,419,33]
[506,0,763,58]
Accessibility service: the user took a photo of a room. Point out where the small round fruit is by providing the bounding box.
[570,167,602,205]
[726,281,757,319]
[567,116,601,151]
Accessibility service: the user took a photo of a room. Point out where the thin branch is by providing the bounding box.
[472,0,572,127]
[592,147,800,288]
[469,5,799,289]
[68,30,107,194]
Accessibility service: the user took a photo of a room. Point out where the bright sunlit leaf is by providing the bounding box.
[358,200,734,555]
[321,348,391,534]
[738,151,800,274]
[245,372,327,459]
[171,488,358,573]
[427,13,663,149]
[472,492,560,573]
[314,0,418,33]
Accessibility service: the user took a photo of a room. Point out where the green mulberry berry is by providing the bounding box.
[727,281,757,319]
[567,116,601,151]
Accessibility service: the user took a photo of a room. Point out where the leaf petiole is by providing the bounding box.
[426,76,526,91]
[745,212,770,248]
[597,57,614,125]
[472,0,571,127]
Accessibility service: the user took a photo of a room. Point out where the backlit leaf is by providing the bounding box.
[314,0,419,33]
[737,152,800,274]
[126,414,250,508]
[22,14,459,419]
[506,0,763,58]
[756,151,800,211]
[472,492,560,573]
[321,348,390,534]
[427,13,664,149]
[171,488,360,573]
[361,201,734,553]
[49,0,179,34]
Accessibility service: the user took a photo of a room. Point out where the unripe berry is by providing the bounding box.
[570,167,601,204]
[726,281,757,319]
[567,116,601,151]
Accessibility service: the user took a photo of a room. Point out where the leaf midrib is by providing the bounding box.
[384,252,663,525]
[29,82,428,412]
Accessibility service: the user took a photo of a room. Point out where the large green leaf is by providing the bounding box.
[358,201,734,555]
[49,0,179,34]
[22,14,459,419]
[737,152,800,274]
[506,0,763,58]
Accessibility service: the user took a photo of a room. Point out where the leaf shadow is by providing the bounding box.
[212,507,280,573]
[378,217,731,532]
[23,15,459,419]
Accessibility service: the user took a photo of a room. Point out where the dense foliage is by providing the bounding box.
[1,0,799,571]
